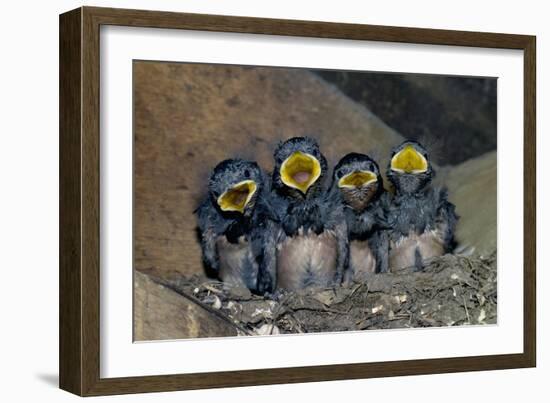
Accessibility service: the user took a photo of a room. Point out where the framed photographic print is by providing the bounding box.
[59,6,536,396]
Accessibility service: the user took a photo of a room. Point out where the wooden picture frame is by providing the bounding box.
[59,6,536,396]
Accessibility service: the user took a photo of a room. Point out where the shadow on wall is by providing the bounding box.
[316,70,497,166]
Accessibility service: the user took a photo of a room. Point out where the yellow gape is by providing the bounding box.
[280,151,321,194]
[338,170,377,188]
[216,180,257,213]
[390,145,428,174]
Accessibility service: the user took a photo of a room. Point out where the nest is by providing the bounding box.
[155,252,497,336]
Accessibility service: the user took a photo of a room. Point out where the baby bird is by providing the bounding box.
[265,137,348,291]
[196,159,272,291]
[330,153,390,282]
[386,140,458,271]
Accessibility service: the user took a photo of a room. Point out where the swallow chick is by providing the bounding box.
[266,137,348,291]
[330,153,390,283]
[386,140,458,272]
[196,159,272,292]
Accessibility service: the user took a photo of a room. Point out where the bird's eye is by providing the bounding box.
[244,169,251,178]
[336,171,343,179]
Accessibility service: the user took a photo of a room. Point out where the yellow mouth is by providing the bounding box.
[390,145,428,174]
[217,180,257,213]
[338,170,378,189]
[280,151,322,194]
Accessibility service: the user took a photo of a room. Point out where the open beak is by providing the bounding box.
[217,180,257,213]
[390,145,428,173]
[338,170,378,189]
[280,151,322,194]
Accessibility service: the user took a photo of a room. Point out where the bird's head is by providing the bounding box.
[333,153,383,211]
[387,140,434,195]
[272,136,327,199]
[209,159,263,216]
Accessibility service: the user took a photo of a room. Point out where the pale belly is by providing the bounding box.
[347,240,376,283]
[216,236,258,290]
[276,229,338,291]
[389,230,444,271]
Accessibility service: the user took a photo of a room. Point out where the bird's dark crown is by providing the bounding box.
[209,159,262,195]
[332,153,383,211]
[333,152,381,181]
[390,140,429,158]
[273,136,323,164]
[208,159,263,216]
[387,140,435,195]
[272,136,327,199]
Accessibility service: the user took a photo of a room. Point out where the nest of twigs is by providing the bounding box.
[155,252,497,336]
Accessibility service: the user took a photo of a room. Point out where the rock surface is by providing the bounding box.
[445,151,497,256]
[134,271,238,341]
